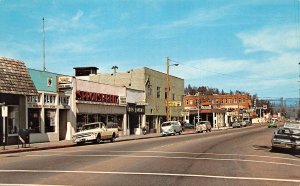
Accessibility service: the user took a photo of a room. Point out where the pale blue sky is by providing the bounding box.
[0,0,299,99]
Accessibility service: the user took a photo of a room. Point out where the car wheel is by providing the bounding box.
[76,142,84,146]
[110,133,116,142]
[271,146,278,152]
[95,134,101,144]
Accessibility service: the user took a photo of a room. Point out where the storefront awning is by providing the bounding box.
[0,57,38,96]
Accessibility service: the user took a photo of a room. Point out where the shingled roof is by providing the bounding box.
[0,57,38,96]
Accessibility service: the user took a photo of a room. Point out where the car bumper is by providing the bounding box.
[272,141,298,149]
[73,135,95,143]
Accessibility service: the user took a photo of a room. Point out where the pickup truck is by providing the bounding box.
[72,122,119,145]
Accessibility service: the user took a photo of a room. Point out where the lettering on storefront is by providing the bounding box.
[76,90,119,104]
[201,105,212,110]
[127,103,145,114]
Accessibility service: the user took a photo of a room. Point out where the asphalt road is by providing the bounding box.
[0,125,299,186]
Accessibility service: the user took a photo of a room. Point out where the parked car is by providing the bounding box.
[195,121,212,133]
[72,122,119,145]
[184,122,195,129]
[161,121,183,136]
[271,126,300,151]
[268,118,278,128]
[241,121,247,127]
[232,122,241,128]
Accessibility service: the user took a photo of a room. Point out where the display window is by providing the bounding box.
[7,106,19,135]
[45,109,55,132]
[28,108,41,133]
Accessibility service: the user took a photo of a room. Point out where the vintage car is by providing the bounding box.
[195,121,212,133]
[268,118,278,128]
[72,122,119,145]
[161,121,183,136]
[271,123,300,151]
[232,122,241,128]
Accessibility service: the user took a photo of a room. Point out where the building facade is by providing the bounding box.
[184,93,253,127]
[0,57,37,145]
[27,69,71,143]
[88,67,185,133]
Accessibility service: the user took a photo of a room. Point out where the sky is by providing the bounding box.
[0,0,300,99]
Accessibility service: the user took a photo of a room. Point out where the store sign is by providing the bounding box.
[201,105,212,110]
[1,106,8,117]
[76,90,119,104]
[57,76,73,92]
[167,101,182,107]
[127,103,145,114]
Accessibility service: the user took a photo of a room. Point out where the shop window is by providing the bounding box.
[117,115,123,131]
[7,106,19,135]
[59,96,69,105]
[44,94,56,104]
[28,108,41,133]
[157,86,161,98]
[27,94,41,103]
[88,114,97,123]
[45,109,55,133]
[77,114,87,131]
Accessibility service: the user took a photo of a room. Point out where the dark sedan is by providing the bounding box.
[183,123,195,129]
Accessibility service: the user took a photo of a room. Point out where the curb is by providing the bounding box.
[0,130,206,155]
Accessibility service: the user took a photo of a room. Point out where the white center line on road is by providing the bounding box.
[0,184,68,186]
[36,149,300,162]
[24,154,300,167]
[0,170,299,183]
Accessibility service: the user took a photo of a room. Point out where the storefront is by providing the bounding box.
[72,79,127,135]
[27,69,71,143]
[0,58,38,145]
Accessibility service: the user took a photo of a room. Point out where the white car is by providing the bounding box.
[161,121,183,136]
[72,122,119,145]
[196,121,212,133]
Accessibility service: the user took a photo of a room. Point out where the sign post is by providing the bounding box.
[2,106,8,150]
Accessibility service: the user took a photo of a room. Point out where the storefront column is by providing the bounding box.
[141,114,146,128]
[41,107,45,134]
[155,116,159,133]
[123,113,128,136]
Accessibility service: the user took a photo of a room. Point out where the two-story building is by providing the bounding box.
[87,67,185,133]
[184,93,253,127]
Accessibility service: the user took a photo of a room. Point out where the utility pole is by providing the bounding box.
[166,57,170,121]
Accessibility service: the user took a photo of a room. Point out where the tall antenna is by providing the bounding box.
[42,17,46,71]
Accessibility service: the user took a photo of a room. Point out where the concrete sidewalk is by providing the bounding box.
[0,129,203,155]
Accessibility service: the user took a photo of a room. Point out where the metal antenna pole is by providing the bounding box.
[42,17,46,71]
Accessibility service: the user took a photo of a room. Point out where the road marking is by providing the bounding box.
[38,149,300,162]
[0,170,299,183]
[23,154,300,167]
[0,184,68,186]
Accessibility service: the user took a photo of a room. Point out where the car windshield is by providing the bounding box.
[162,122,171,127]
[82,123,100,131]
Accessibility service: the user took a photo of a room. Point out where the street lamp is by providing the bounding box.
[166,56,179,121]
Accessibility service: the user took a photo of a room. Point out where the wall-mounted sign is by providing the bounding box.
[167,101,182,107]
[201,105,212,110]
[119,96,127,105]
[76,90,119,104]
[1,106,8,117]
[127,103,145,114]
[57,76,73,92]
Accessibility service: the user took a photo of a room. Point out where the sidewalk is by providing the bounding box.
[0,130,200,155]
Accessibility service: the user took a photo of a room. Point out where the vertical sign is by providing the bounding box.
[2,106,8,148]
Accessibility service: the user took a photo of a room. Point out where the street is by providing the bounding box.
[0,126,299,186]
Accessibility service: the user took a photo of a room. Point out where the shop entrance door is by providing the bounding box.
[59,110,67,140]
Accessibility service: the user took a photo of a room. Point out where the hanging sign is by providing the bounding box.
[1,106,8,117]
